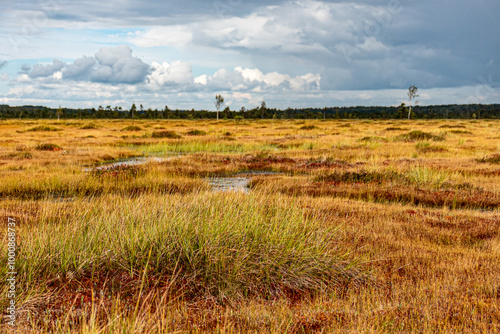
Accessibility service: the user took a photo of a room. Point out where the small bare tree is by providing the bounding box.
[56,105,63,121]
[260,100,266,119]
[407,85,420,120]
[215,94,224,120]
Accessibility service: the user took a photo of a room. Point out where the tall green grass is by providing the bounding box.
[1,193,366,307]
[135,141,280,154]
[0,170,205,199]
[406,166,449,188]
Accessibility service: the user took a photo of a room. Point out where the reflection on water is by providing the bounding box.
[206,177,250,192]
[85,155,182,171]
[93,157,164,170]
[206,171,283,192]
[86,156,282,193]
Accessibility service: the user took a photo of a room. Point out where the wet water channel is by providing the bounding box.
[85,156,283,192]
[206,171,283,192]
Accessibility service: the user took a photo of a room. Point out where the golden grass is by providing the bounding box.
[0,119,499,333]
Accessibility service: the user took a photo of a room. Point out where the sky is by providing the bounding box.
[0,0,499,110]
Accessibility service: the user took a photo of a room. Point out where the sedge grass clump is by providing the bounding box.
[359,136,388,143]
[35,143,61,151]
[439,124,466,129]
[338,123,351,128]
[18,152,32,159]
[397,130,446,142]
[477,154,500,164]
[15,145,28,151]
[449,130,473,134]
[91,165,145,180]
[80,123,99,129]
[7,193,368,304]
[415,142,448,153]
[121,125,142,131]
[186,129,207,136]
[27,125,62,132]
[405,166,449,188]
[315,170,399,184]
[151,130,182,139]
[300,125,319,130]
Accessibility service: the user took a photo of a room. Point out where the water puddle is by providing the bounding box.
[206,177,251,192]
[206,171,283,192]
[85,154,181,171]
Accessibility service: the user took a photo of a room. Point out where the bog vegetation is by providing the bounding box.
[0,118,499,333]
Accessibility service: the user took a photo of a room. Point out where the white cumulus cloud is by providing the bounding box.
[146,61,194,89]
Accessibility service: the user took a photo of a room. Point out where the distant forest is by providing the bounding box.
[1,103,499,120]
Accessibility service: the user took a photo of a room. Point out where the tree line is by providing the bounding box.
[0,103,499,120]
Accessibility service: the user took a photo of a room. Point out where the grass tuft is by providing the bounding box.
[35,143,61,151]
[315,170,398,184]
[27,125,62,132]
[80,123,99,129]
[300,125,319,130]
[186,129,207,136]
[477,154,500,164]
[397,130,446,142]
[449,130,473,134]
[151,130,182,139]
[415,142,448,153]
[121,125,142,131]
[6,193,368,304]
[359,136,388,143]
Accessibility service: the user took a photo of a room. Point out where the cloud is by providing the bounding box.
[234,66,320,91]
[60,45,150,84]
[29,59,66,78]
[21,46,151,85]
[63,56,97,80]
[146,61,194,89]
[4,0,499,109]
[90,45,150,83]
[20,64,32,73]
[129,26,193,47]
